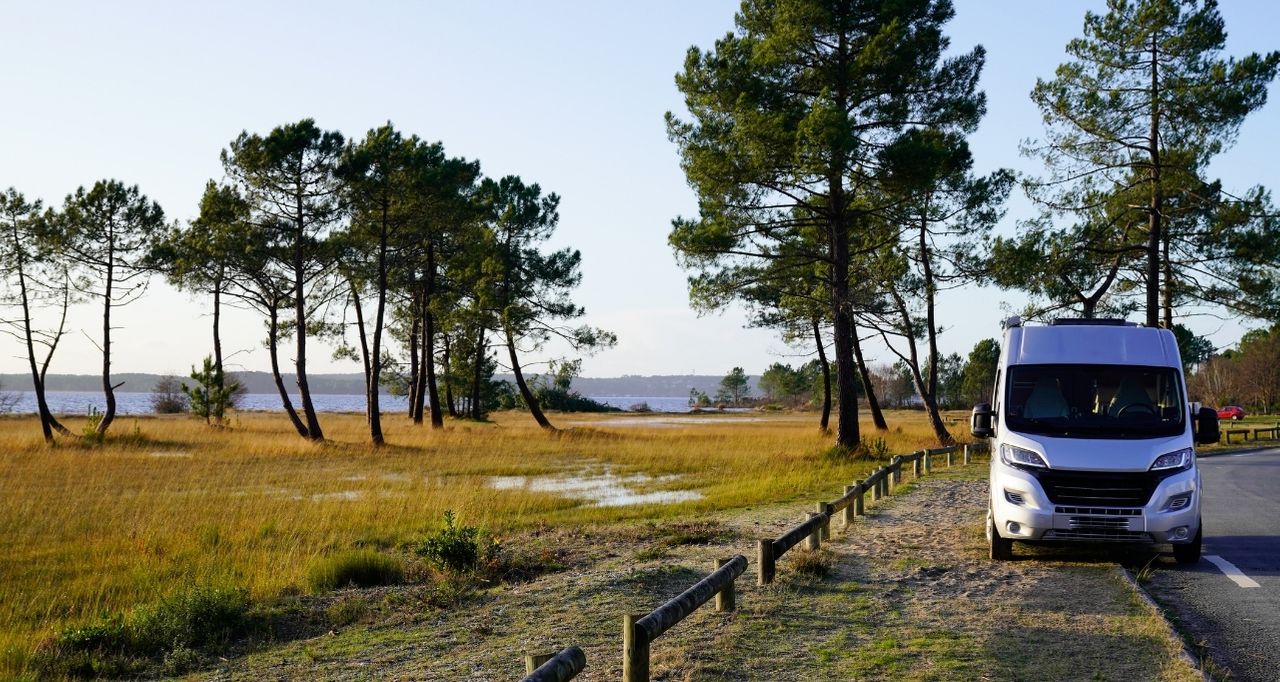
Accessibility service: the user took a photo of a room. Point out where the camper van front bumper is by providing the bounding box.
[992,464,1198,543]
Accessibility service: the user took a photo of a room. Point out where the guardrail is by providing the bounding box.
[756,443,983,585]
[520,646,587,682]
[516,441,989,680]
[623,555,748,682]
[1225,428,1250,444]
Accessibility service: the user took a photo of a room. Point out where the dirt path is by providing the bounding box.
[197,466,1199,681]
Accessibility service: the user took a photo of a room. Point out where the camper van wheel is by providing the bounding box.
[1172,521,1202,565]
[987,510,1013,561]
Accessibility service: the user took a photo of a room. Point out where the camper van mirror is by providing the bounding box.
[1195,407,1220,445]
[971,402,994,439]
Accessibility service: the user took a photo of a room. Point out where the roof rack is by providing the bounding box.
[1049,318,1136,327]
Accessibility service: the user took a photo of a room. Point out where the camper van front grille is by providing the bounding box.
[1067,516,1132,530]
[1044,529,1151,542]
[1032,470,1161,507]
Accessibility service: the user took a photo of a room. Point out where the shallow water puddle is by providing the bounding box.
[567,416,767,428]
[489,468,703,507]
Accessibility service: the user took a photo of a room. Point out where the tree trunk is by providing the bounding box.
[424,244,443,429]
[889,291,951,444]
[850,318,888,430]
[407,305,420,419]
[39,279,72,437]
[1145,31,1163,329]
[470,325,485,420]
[826,29,860,452]
[919,209,953,444]
[812,317,831,433]
[411,284,429,425]
[506,326,553,430]
[268,307,309,437]
[97,250,116,436]
[13,235,53,442]
[1162,227,1174,329]
[293,192,323,441]
[442,332,459,418]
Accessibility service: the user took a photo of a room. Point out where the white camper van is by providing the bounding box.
[971,317,1220,562]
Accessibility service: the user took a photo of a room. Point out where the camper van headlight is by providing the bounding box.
[1000,444,1047,469]
[1150,448,1193,472]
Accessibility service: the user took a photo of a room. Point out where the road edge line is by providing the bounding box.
[1119,566,1209,682]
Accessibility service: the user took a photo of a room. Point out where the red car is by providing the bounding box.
[1217,405,1246,421]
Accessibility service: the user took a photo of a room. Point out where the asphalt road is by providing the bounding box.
[1151,448,1280,681]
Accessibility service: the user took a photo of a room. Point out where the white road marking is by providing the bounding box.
[1204,555,1261,588]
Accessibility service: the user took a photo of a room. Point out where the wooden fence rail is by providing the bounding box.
[520,646,587,682]
[623,554,748,682]
[756,444,972,586]
[514,442,989,681]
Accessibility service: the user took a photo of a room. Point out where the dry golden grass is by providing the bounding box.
[0,407,954,672]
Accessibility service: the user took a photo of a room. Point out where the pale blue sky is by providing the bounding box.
[1,1,1277,378]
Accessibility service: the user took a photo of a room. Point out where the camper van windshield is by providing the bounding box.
[1005,364,1185,438]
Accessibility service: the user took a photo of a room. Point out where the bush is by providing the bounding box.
[36,585,252,678]
[416,510,483,573]
[307,550,405,592]
[150,376,188,414]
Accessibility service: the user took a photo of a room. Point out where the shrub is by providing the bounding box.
[307,550,404,592]
[416,511,483,573]
[35,585,252,678]
[150,376,188,414]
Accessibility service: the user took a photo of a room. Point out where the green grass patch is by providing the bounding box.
[307,550,405,592]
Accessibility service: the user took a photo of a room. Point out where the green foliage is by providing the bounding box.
[715,367,751,405]
[149,376,188,414]
[307,550,405,592]
[1012,0,1280,324]
[1172,324,1213,374]
[183,356,240,424]
[668,0,985,449]
[959,339,1000,407]
[35,586,252,678]
[528,361,620,413]
[416,511,483,574]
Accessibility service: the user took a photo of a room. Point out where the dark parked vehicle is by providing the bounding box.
[1217,405,1245,421]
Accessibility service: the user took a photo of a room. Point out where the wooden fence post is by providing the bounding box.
[854,482,865,516]
[817,502,832,540]
[947,448,953,467]
[871,473,882,501]
[912,453,922,478]
[525,653,553,674]
[715,559,735,612]
[924,450,932,475]
[805,512,821,550]
[623,614,649,682]
[757,539,774,586]
[842,485,855,525]
[963,444,971,465]
[892,456,903,486]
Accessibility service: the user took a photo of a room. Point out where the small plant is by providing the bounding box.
[82,406,104,444]
[864,437,892,458]
[325,596,370,628]
[1135,555,1160,583]
[791,549,834,577]
[307,550,404,592]
[416,511,483,573]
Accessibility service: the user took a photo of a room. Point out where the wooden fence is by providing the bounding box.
[517,442,989,681]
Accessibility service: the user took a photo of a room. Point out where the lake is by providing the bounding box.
[0,391,698,415]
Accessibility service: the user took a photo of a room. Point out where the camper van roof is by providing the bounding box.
[1005,323,1180,368]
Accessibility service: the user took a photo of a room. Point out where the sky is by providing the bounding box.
[1,1,1278,379]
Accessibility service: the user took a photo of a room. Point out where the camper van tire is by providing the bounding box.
[987,508,1013,561]
[1172,521,1202,565]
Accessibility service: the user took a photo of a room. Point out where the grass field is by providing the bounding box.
[0,407,954,676]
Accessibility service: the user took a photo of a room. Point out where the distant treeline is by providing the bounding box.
[0,373,759,398]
